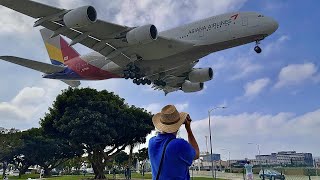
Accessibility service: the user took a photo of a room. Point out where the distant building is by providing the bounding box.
[276,151,313,166]
[202,153,221,162]
[314,157,320,167]
[227,151,314,167]
[192,153,222,170]
[255,151,313,167]
[256,153,277,165]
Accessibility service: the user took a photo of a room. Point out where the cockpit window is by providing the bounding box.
[258,15,264,17]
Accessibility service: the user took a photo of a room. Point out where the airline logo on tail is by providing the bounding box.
[40,28,79,65]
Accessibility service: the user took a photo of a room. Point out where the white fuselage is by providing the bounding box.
[80,12,278,78]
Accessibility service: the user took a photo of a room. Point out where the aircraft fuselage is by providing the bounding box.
[44,12,278,81]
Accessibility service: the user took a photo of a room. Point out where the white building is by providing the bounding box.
[0,127,19,134]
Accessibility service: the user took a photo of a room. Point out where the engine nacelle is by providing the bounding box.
[126,24,158,45]
[189,68,214,83]
[181,81,204,93]
[63,6,97,28]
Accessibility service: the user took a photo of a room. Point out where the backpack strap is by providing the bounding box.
[156,138,174,180]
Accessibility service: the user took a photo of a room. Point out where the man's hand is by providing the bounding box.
[184,114,199,159]
[184,114,192,128]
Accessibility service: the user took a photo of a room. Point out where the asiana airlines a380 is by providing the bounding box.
[0,0,278,95]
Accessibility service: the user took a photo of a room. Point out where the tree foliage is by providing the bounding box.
[18,128,82,177]
[40,88,153,179]
[0,128,82,178]
[0,132,23,178]
[136,148,149,162]
[114,151,129,166]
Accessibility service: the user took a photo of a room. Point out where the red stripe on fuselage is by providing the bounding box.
[65,57,121,80]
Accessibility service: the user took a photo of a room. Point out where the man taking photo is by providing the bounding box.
[148,105,200,180]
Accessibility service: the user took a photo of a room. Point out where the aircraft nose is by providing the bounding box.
[267,17,279,34]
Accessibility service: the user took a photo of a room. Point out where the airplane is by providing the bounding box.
[0,0,278,95]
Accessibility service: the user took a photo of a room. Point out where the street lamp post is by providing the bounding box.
[220,148,231,172]
[248,143,263,179]
[208,106,227,179]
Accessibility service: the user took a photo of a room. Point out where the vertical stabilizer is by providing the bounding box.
[40,28,80,65]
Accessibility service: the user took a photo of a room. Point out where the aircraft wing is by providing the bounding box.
[0,0,194,67]
[0,56,65,74]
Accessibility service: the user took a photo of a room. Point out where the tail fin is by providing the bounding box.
[40,28,80,65]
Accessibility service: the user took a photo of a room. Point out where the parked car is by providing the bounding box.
[10,170,20,176]
[259,169,285,180]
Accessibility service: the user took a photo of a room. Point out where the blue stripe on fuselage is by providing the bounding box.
[50,59,64,65]
[43,67,82,80]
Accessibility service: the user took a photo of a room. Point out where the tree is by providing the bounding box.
[114,151,129,167]
[40,88,153,179]
[136,148,149,162]
[62,157,84,175]
[0,132,23,178]
[19,128,83,177]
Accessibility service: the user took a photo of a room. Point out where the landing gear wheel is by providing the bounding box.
[147,80,152,85]
[141,79,146,85]
[136,74,142,79]
[136,79,141,85]
[133,79,137,84]
[254,46,262,54]
[129,72,135,79]
[124,71,130,78]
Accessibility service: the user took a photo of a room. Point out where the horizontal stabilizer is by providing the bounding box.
[0,56,65,74]
[61,80,81,87]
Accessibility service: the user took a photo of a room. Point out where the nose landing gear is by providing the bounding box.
[254,40,262,54]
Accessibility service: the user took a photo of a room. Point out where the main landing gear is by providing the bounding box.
[254,40,262,54]
[123,64,152,86]
[133,78,152,86]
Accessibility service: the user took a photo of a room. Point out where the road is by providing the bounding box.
[190,170,320,180]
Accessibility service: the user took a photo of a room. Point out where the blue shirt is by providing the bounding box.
[244,163,253,174]
[148,133,196,180]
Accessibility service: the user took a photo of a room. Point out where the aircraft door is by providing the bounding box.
[198,25,205,39]
[242,17,248,26]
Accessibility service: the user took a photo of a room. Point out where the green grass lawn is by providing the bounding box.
[8,174,41,179]
[9,173,226,180]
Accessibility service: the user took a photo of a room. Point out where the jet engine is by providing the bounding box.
[126,24,158,45]
[188,68,214,83]
[63,6,97,28]
[181,81,204,93]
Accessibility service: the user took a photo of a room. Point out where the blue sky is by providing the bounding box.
[0,0,319,160]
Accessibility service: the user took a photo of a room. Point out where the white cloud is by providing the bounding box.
[178,109,320,159]
[114,0,247,30]
[275,63,318,88]
[263,35,290,56]
[213,56,263,81]
[244,78,270,98]
[143,103,162,114]
[0,7,34,34]
[0,80,67,129]
[143,102,189,114]
[11,87,46,105]
[175,103,189,112]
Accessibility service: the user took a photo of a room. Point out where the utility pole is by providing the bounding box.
[208,106,227,179]
[205,136,209,154]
